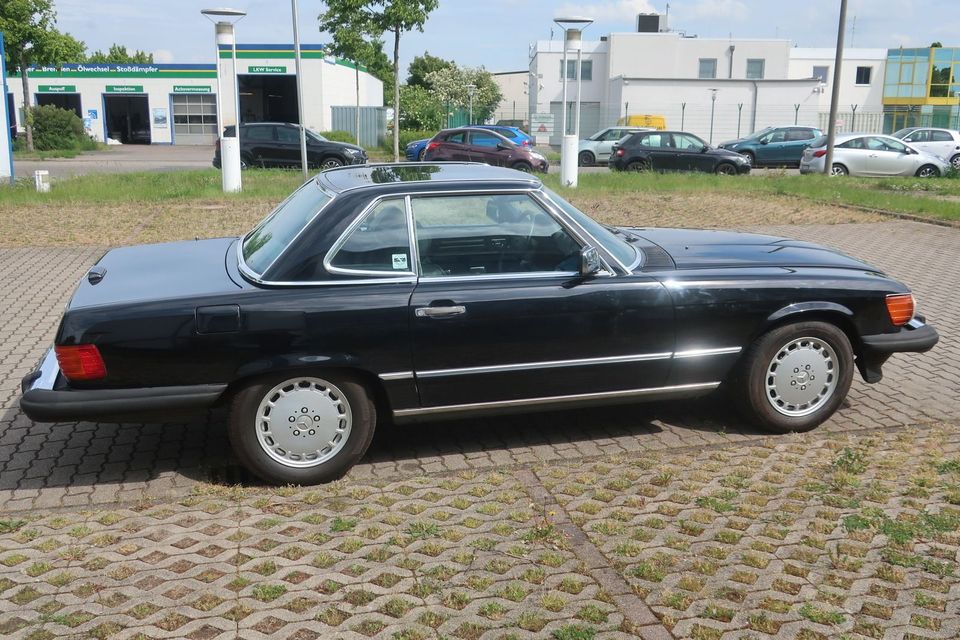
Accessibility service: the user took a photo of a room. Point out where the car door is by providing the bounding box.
[468,131,509,166]
[835,137,871,175]
[440,131,472,161]
[636,132,677,170]
[865,136,912,176]
[242,124,277,166]
[408,192,673,407]
[595,128,627,162]
[783,128,818,165]
[901,129,932,155]
[672,133,712,172]
[274,124,303,166]
[929,130,959,160]
[756,128,788,164]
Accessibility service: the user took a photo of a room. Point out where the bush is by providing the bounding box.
[399,129,437,148]
[29,105,97,151]
[318,130,355,143]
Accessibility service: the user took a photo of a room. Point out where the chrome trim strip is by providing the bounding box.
[418,352,673,379]
[323,195,418,278]
[418,271,580,284]
[393,382,721,417]
[321,162,541,194]
[379,371,415,381]
[673,346,743,359]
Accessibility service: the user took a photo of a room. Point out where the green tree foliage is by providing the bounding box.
[427,65,503,125]
[0,0,86,150]
[87,44,154,63]
[29,104,97,151]
[399,84,443,130]
[406,51,453,88]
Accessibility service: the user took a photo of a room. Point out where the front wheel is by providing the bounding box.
[418,148,427,162]
[950,154,960,171]
[228,372,376,485]
[715,163,738,175]
[916,164,940,178]
[511,161,532,173]
[734,321,854,434]
[320,157,344,170]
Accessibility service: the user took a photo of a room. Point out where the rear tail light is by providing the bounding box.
[55,344,107,381]
[885,294,915,326]
[521,140,531,147]
[812,149,827,158]
[616,149,625,157]
[426,142,440,152]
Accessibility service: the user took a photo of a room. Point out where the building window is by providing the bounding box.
[560,60,592,81]
[856,66,872,85]
[698,58,717,79]
[812,65,829,84]
[746,58,765,79]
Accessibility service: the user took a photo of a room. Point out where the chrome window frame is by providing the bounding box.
[323,195,418,278]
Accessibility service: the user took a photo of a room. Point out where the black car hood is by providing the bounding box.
[627,228,877,272]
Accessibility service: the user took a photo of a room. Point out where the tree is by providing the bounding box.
[427,65,503,125]
[0,0,86,151]
[406,51,452,88]
[318,0,438,160]
[931,42,943,48]
[87,44,153,63]
[399,84,443,130]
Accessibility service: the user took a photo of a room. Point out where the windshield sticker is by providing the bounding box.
[392,254,409,270]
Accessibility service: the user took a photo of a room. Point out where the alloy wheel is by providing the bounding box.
[765,337,839,417]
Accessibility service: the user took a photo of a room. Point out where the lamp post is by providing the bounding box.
[291,0,308,181]
[554,16,593,188]
[202,7,246,193]
[955,91,960,130]
[466,84,477,125]
[708,88,718,144]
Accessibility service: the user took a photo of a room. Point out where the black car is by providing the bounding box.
[21,163,937,485]
[610,130,752,174]
[213,122,367,170]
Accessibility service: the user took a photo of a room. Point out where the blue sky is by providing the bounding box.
[55,0,958,72]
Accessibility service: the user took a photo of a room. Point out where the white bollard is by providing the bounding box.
[34,170,51,193]
[560,135,578,188]
[220,137,242,193]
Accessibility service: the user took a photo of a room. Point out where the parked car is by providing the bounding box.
[617,114,667,130]
[213,122,367,170]
[800,133,950,177]
[610,130,752,174]
[718,126,822,167]
[473,124,534,147]
[20,163,938,485]
[424,127,548,172]
[891,127,960,170]
[579,126,652,166]
[405,137,432,162]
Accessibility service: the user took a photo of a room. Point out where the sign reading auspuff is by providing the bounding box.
[38,85,77,93]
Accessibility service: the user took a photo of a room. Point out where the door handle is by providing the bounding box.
[415,305,466,318]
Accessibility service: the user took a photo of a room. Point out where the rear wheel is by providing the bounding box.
[511,161,532,173]
[578,151,595,167]
[320,157,344,170]
[916,164,940,178]
[830,163,848,176]
[625,160,649,172]
[715,162,738,175]
[228,371,376,485]
[734,321,854,434]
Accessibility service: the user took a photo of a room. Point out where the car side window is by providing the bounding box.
[931,130,954,142]
[276,127,300,143]
[470,132,502,148]
[760,129,786,143]
[838,138,865,149]
[411,194,581,277]
[786,129,815,141]
[673,134,704,150]
[446,132,466,144]
[245,125,274,141]
[327,199,413,275]
[640,133,668,148]
[866,137,906,153]
[905,130,930,143]
[602,129,624,141]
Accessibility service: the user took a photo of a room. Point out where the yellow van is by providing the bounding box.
[617,114,667,130]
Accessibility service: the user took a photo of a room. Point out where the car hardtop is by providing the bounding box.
[317,162,541,196]
[623,130,708,143]
[434,127,515,143]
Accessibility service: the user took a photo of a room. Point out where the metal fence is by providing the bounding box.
[330,106,389,148]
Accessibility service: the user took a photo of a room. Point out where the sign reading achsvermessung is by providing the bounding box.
[173,85,212,93]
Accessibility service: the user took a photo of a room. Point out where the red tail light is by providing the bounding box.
[426,141,440,152]
[885,294,915,326]
[616,149,625,157]
[521,139,531,147]
[55,344,107,381]
[813,149,827,158]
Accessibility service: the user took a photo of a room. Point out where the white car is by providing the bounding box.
[799,133,951,177]
[892,127,960,170]
[578,126,652,166]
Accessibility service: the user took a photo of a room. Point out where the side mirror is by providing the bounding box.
[700,145,710,153]
[497,143,510,151]
[580,246,604,277]
[759,139,769,145]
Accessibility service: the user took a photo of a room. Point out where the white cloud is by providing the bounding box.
[555,0,657,22]
[153,49,175,63]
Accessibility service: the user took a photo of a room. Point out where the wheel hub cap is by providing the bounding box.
[765,337,838,417]
[255,377,352,468]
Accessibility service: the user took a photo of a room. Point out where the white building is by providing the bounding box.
[527,15,888,145]
[789,48,887,132]
[491,71,530,126]
[5,44,383,146]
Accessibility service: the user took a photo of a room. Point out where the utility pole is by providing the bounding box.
[823,0,848,176]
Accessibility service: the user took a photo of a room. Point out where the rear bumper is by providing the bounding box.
[20,349,227,422]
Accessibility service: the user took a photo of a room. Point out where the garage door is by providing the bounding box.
[172,94,218,145]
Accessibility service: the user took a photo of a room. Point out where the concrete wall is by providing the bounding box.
[492,71,530,123]
[789,48,887,113]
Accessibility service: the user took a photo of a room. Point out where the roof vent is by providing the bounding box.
[637,13,667,33]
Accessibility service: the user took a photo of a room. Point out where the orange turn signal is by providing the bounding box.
[885,294,915,326]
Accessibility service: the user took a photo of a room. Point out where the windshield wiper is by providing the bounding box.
[604,224,641,242]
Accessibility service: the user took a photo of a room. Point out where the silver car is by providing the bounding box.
[579,126,652,166]
[892,127,960,170]
[800,133,951,177]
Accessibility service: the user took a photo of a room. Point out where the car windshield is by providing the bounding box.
[541,188,639,268]
[809,135,828,148]
[748,126,774,140]
[306,129,327,143]
[241,181,332,276]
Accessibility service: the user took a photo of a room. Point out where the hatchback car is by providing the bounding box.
[800,133,950,177]
[892,127,960,170]
[21,163,937,485]
[213,122,367,170]
[424,128,548,172]
[610,130,751,174]
[578,126,652,166]
[473,125,534,148]
[405,137,432,161]
[718,126,822,167]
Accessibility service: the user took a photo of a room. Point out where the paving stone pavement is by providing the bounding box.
[0,220,957,513]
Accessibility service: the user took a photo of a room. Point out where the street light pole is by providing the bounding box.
[466,84,477,125]
[554,16,593,188]
[291,0,308,181]
[708,88,718,144]
[823,0,848,176]
[202,8,247,193]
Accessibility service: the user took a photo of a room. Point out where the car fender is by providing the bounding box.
[233,352,378,382]
[764,301,855,328]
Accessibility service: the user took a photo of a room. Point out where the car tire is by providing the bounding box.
[734,321,854,434]
[228,371,377,485]
[418,148,427,162]
[625,160,649,172]
[239,153,253,170]
[578,151,595,167]
[320,157,344,170]
[741,151,755,166]
[951,154,960,171]
[915,164,940,178]
[511,161,533,173]
[830,163,848,176]
[715,163,738,175]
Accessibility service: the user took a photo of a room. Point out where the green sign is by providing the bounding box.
[105,85,144,93]
[173,85,212,93]
[247,65,287,74]
[38,85,76,93]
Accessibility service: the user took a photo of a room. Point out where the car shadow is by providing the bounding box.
[0,394,769,494]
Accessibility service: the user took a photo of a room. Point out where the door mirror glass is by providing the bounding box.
[497,143,510,151]
[759,139,769,145]
[580,246,604,277]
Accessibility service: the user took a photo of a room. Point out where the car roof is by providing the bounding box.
[317,162,541,194]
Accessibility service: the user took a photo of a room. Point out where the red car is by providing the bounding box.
[424,127,548,172]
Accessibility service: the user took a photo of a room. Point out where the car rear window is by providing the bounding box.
[242,181,332,276]
[809,135,828,148]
